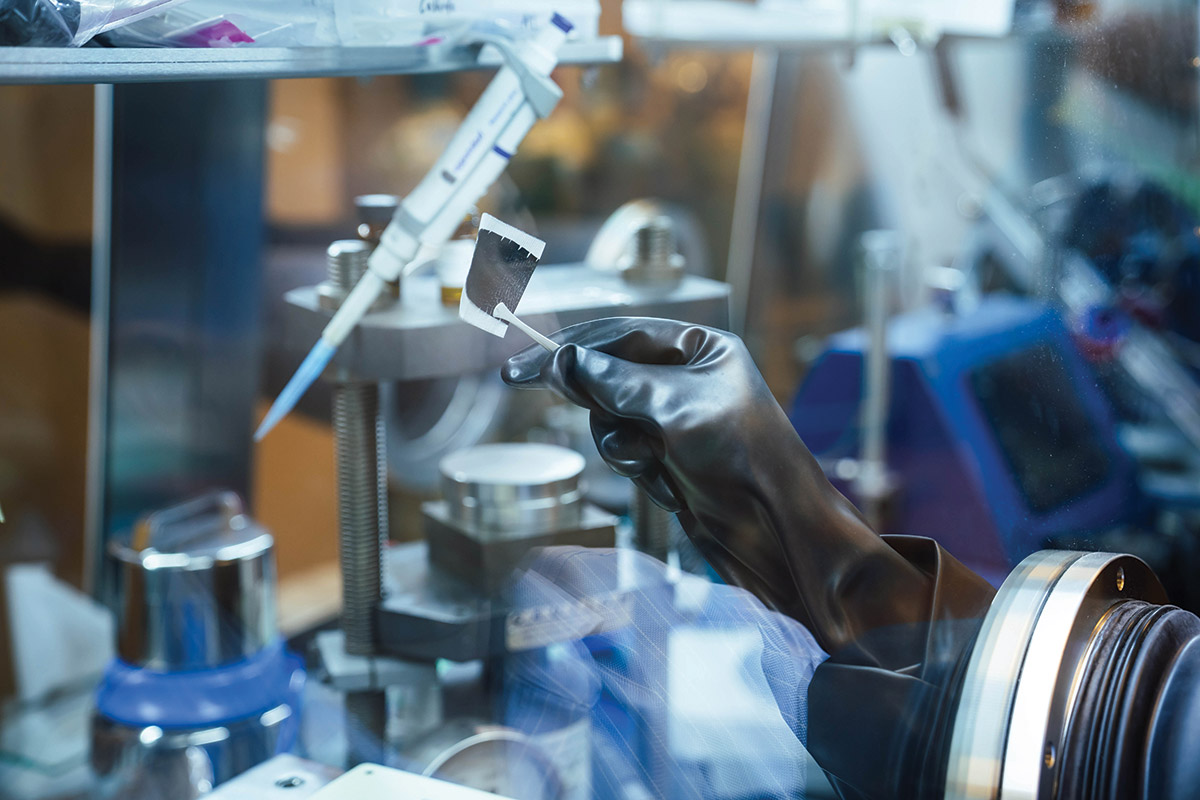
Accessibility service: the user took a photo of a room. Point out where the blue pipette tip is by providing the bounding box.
[253,339,338,442]
[551,12,573,33]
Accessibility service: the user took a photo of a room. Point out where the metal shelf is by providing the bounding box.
[0,36,622,85]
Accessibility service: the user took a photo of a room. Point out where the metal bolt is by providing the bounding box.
[324,239,387,657]
[330,239,369,283]
[1116,567,1126,593]
[622,216,685,286]
[631,484,671,562]
[1044,742,1056,769]
[636,217,674,267]
[275,776,306,789]
[319,240,391,312]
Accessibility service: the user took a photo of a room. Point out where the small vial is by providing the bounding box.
[439,210,481,306]
[437,240,474,306]
[354,194,402,300]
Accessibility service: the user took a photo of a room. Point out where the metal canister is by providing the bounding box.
[110,492,276,670]
[92,492,304,799]
[439,443,586,537]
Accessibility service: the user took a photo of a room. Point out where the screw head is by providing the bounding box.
[1116,567,1126,593]
[1044,742,1056,769]
[275,776,306,789]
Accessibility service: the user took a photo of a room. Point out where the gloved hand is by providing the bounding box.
[505,317,1001,798]
[502,317,964,657]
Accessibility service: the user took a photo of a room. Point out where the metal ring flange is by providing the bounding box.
[945,549,1166,800]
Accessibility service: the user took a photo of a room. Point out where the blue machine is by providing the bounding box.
[789,295,1141,585]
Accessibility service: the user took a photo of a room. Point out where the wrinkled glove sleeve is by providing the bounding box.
[808,535,995,799]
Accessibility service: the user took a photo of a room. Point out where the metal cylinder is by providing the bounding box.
[439,443,585,537]
[109,491,276,671]
[96,492,302,798]
[857,230,901,530]
[326,238,387,657]
[630,485,671,563]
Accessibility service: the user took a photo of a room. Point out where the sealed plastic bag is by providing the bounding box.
[97,0,338,47]
[0,0,190,45]
[100,0,600,48]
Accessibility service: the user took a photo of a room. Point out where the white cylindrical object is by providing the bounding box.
[369,220,421,282]
[324,270,388,344]
[401,16,567,226]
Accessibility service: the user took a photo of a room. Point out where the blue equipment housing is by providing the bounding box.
[789,296,1141,586]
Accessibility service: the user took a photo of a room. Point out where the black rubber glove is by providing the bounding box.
[504,317,998,798]
[502,317,976,658]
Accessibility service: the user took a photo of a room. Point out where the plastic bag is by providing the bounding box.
[99,0,600,48]
[0,0,191,46]
[97,0,338,47]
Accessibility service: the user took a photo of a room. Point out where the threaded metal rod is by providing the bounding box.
[631,484,671,562]
[327,238,386,657]
[334,384,384,655]
[344,688,388,766]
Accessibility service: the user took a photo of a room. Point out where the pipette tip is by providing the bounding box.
[254,339,338,442]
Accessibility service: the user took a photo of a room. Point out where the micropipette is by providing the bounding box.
[255,13,574,441]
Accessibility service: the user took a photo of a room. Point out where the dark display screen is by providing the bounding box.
[969,344,1111,514]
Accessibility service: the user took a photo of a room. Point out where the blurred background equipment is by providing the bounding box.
[790,294,1141,587]
[4,0,1200,798]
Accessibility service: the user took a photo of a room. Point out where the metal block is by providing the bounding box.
[376,541,499,663]
[204,755,340,799]
[316,629,439,693]
[376,541,657,663]
[280,265,730,382]
[423,501,616,593]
